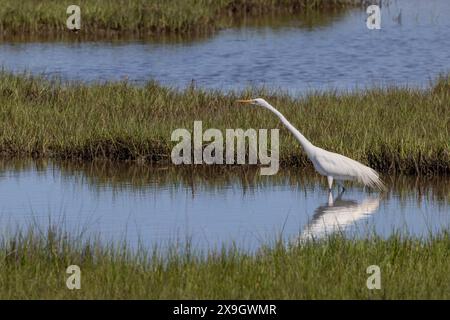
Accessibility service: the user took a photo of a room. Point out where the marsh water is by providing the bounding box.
[0,0,449,250]
[0,161,448,250]
[1,0,450,94]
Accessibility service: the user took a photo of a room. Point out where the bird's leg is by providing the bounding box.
[336,189,345,201]
[337,181,346,193]
[327,190,334,206]
[327,176,334,192]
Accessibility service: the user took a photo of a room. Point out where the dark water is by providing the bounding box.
[1,0,450,94]
[0,161,448,251]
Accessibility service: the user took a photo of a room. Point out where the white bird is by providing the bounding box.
[236,98,384,191]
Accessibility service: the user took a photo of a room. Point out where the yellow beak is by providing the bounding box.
[235,99,253,104]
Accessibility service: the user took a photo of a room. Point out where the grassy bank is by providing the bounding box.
[0,0,370,37]
[0,73,448,174]
[0,227,448,299]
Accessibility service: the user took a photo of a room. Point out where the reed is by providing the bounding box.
[0,225,448,299]
[0,72,448,175]
[0,0,373,37]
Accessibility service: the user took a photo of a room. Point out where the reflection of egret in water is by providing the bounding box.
[299,192,380,241]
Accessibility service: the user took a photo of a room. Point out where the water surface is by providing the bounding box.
[0,161,448,251]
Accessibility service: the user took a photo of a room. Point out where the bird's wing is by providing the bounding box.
[314,149,384,189]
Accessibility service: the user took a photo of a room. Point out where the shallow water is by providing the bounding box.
[1,0,450,94]
[0,161,448,251]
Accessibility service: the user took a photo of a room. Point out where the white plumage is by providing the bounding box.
[236,98,384,191]
[312,147,385,190]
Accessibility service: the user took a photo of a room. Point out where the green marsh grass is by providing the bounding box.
[0,73,448,174]
[0,0,371,37]
[0,226,448,299]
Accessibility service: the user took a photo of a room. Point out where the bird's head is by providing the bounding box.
[235,98,269,108]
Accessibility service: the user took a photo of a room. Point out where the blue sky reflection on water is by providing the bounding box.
[0,163,448,251]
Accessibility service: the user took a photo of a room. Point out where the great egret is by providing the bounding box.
[236,98,384,191]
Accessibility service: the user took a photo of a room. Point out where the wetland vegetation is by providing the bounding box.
[0,227,448,299]
[0,72,448,175]
[0,0,372,38]
[0,0,448,300]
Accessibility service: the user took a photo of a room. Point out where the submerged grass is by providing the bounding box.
[0,73,448,174]
[0,0,371,37]
[0,226,448,299]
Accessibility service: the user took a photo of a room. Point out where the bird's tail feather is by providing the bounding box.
[359,166,385,191]
[336,153,386,191]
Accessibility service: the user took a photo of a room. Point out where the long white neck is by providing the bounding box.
[261,101,315,155]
